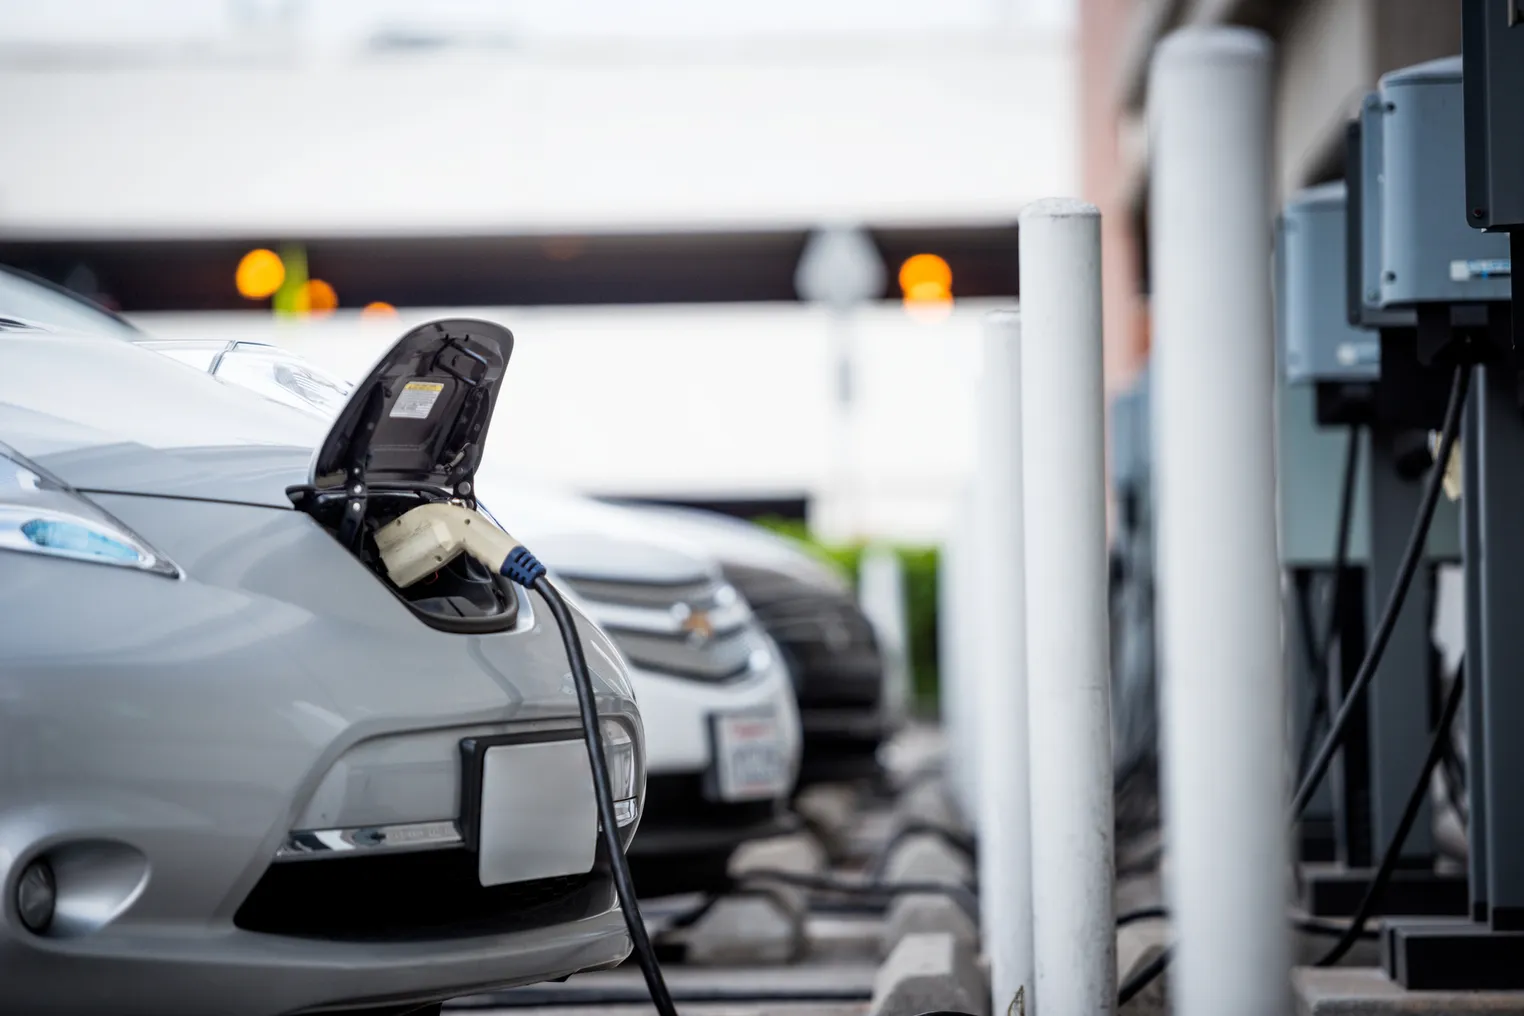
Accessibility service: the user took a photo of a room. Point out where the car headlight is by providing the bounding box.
[601,718,640,826]
[212,344,352,419]
[0,448,178,578]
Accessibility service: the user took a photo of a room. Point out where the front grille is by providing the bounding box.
[561,573,757,683]
[234,848,608,941]
[559,575,721,610]
[607,628,754,681]
[725,566,886,711]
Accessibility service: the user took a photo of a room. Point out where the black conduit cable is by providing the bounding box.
[1119,947,1171,1007]
[1316,667,1468,967]
[1116,905,1169,927]
[1295,423,1361,783]
[868,821,978,880]
[1115,905,1378,940]
[1292,577,1332,780]
[1291,364,1470,820]
[736,868,981,923]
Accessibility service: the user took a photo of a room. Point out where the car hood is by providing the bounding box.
[621,503,851,593]
[0,331,323,507]
[474,481,718,587]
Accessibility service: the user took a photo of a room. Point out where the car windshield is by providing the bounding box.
[0,268,140,340]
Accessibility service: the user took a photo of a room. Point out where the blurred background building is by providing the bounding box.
[1081,0,1464,400]
[0,0,1076,543]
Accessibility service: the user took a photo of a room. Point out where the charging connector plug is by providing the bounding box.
[374,502,525,587]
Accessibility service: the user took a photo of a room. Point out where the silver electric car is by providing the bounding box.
[0,317,644,1016]
[0,271,803,896]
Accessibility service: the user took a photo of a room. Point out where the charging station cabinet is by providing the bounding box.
[1274,182,1459,568]
[1277,152,1467,905]
[1350,96,1417,331]
[1379,58,1510,310]
[1109,372,1149,501]
[1279,183,1379,386]
[1381,8,1524,987]
[1463,0,1524,232]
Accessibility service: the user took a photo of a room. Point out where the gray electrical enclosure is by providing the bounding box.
[1378,56,1510,308]
[1109,369,1149,495]
[1275,381,1461,567]
[1277,182,1379,385]
[1462,0,1524,231]
[1352,94,1415,329]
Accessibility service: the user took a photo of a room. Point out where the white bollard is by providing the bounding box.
[972,310,1035,1016]
[938,488,980,825]
[1148,28,1288,1016]
[860,544,913,731]
[1018,200,1116,1016]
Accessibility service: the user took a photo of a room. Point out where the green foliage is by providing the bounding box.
[753,516,941,712]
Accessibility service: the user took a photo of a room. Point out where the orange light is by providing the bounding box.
[906,280,949,303]
[295,279,338,317]
[235,248,285,300]
[361,301,398,319]
[898,253,953,301]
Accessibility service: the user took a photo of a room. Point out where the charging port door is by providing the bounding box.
[308,318,514,503]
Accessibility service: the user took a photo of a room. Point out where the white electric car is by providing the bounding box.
[473,484,804,895]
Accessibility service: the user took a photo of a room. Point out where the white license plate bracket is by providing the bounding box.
[707,710,789,802]
[460,734,598,887]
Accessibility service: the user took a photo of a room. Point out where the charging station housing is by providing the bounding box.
[1378,57,1510,309]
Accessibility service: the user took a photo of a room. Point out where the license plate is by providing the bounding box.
[710,711,790,801]
[462,736,598,887]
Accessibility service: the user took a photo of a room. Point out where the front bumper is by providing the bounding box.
[628,647,802,776]
[3,905,630,1016]
[624,655,802,862]
[0,495,640,1014]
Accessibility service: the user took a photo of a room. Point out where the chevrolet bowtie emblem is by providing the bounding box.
[681,610,715,643]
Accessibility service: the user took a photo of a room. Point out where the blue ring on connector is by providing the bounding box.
[501,545,548,587]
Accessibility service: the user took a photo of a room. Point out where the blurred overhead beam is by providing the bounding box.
[0,227,1021,313]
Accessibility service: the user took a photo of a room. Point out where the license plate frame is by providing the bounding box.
[706,709,790,802]
[459,731,598,887]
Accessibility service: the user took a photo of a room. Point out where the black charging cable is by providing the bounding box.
[503,555,984,1016]
[1118,363,1470,1006]
[1315,667,1466,966]
[1293,423,1362,783]
[494,550,681,1016]
[1291,364,1468,819]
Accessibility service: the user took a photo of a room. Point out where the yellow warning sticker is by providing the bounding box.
[390,381,445,420]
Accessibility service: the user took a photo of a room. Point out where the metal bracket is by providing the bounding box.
[336,464,367,551]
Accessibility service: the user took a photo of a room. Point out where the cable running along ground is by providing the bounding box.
[1316,666,1467,966]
